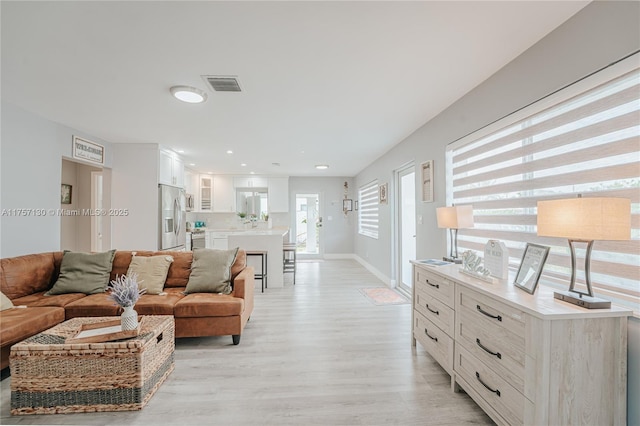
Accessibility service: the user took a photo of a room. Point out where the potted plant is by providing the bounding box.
[108,273,146,330]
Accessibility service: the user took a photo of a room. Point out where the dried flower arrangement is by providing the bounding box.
[108,273,146,308]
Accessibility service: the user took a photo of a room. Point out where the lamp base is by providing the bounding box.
[443,256,462,264]
[553,290,611,309]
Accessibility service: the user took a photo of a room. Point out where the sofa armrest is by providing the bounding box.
[232,266,254,300]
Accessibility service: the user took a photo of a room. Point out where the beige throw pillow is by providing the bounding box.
[185,247,239,295]
[46,250,116,295]
[1,291,14,311]
[127,253,174,295]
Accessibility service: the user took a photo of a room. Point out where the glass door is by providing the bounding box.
[294,193,322,259]
[396,164,416,294]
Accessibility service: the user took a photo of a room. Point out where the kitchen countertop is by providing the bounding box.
[187,227,288,236]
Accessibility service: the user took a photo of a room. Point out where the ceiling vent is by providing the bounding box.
[202,76,242,92]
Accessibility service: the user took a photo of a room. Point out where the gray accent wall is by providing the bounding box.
[354,1,639,423]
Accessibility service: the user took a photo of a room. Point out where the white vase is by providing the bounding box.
[121,306,138,330]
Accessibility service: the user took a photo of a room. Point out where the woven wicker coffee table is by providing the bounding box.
[10,315,175,415]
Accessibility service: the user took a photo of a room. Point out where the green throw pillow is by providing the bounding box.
[46,250,116,295]
[185,247,239,295]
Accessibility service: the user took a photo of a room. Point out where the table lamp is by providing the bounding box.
[437,205,474,264]
[537,196,630,309]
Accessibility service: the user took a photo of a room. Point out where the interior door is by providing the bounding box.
[396,165,416,293]
[91,172,103,252]
[294,193,323,259]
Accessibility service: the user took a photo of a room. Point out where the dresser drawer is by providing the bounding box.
[457,286,526,339]
[415,267,454,308]
[455,345,526,426]
[414,312,454,374]
[457,309,526,394]
[415,288,455,337]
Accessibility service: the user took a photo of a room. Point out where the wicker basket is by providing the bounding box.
[10,315,175,415]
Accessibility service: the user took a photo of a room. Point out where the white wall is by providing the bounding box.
[110,143,159,251]
[354,1,640,423]
[0,102,113,257]
[288,176,355,255]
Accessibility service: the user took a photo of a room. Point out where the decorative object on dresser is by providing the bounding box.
[459,251,492,283]
[483,240,508,279]
[513,243,549,294]
[410,260,631,425]
[537,196,631,309]
[436,205,474,264]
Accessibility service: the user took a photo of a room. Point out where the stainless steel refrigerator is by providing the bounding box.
[158,184,186,251]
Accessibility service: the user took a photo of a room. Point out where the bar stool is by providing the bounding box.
[283,243,296,285]
[246,250,268,293]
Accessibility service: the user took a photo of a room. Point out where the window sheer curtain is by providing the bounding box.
[358,180,379,239]
[447,58,639,312]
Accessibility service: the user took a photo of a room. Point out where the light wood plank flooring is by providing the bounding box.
[1,259,493,425]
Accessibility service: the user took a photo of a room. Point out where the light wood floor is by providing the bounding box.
[1,259,493,425]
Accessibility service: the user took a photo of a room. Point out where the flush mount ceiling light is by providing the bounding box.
[170,86,207,103]
[315,164,329,170]
[226,150,233,154]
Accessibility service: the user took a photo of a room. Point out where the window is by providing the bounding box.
[359,180,379,239]
[447,58,639,313]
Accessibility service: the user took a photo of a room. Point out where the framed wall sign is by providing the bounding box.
[379,183,388,204]
[514,243,550,294]
[72,136,104,165]
[421,160,434,202]
[343,199,353,212]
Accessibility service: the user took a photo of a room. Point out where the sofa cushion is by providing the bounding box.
[63,293,120,319]
[127,253,174,295]
[174,293,244,317]
[12,291,86,308]
[1,291,14,311]
[185,248,239,295]
[133,287,186,315]
[47,250,116,295]
[1,252,58,299]
[0,306,65,347]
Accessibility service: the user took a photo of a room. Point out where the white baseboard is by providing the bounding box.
[351,255,392,288]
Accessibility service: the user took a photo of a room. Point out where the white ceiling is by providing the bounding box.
[1,1,589,177]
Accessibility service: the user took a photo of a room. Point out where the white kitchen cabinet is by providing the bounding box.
[158,150,184,188]
[205,231,228,250]
[268,177,289,213]
[213,175,235,212]
[234,176,268,188]
[199,175,213,211]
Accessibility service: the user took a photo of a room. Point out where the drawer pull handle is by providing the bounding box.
[426,279,440,289]
[426,304,439,315]
[476,304,502,322]
[424,328,438,342]
[476,338,501,359]
[475,371,501,397]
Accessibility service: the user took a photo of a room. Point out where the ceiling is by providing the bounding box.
[1,1,589,177]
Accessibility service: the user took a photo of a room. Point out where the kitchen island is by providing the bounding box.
[202,228,289,288]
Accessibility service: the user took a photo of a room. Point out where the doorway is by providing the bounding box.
[91,172,104,252]
[294,193,322,258]
[396,164,416,294]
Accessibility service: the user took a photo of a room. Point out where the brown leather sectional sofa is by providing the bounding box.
[0,250,254,370]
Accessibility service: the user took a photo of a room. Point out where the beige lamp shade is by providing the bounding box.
[436,205,474,229]
[537,197,631,241]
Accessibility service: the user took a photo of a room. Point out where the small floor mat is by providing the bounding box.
[359,287,410,306]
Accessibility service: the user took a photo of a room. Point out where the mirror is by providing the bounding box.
[236,188,268,219]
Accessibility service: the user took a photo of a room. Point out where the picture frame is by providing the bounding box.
[72,136,104,165]
[61,184,72,204]
[343,199,353,212]
[514,243,550,294]
[421,160,434,202]
[355,200,358,211]
[379,183,388,204]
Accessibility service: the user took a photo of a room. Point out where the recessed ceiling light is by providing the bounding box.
[176,149,185,153]
[241,163,247,167]
[250,171,255,175]
[170,86,207,103]
[189,163,196,166]
[226,150,233,154]
[315,164,329,170]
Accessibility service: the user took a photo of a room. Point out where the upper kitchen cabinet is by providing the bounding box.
[234,176,268,188]
[199,175,213,211]
[159,150,184,188]
[213,175,234,212]
[268,177,289,213]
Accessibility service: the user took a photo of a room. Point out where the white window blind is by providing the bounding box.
[359,180,379,239]
[447,61,639,313]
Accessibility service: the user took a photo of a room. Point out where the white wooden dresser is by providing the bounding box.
[411,261,631,426]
